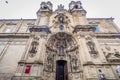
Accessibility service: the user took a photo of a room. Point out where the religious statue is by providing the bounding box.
[70,53,79,71]
[47,54,53,64]
[58,47,65,56]
[47,53,54,71]
[29,41,39,57]
[72,58,78,71]
[87,41,97,54]
[88,42,95,51]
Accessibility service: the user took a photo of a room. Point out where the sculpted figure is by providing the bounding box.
[47,54,54,71]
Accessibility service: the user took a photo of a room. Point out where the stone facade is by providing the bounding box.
[0,1,120,80]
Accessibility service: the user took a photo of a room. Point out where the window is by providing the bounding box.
[16,64,24,75]
[59,25,64,30]
[4,25,14,33]
[43,5,48,9]
[74,5,79,9]
[94,25,100,32]
[31,65,38,75]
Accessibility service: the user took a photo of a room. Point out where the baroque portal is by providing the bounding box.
[45,32,81,80]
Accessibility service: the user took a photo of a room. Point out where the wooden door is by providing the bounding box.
[56,60,68,80]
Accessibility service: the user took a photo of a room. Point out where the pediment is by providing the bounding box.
[106,53,120,62]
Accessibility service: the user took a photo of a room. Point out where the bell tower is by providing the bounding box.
[69,1,88,25]
[36,1,53,26]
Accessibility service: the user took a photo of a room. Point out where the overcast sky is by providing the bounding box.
[0,0,120,28]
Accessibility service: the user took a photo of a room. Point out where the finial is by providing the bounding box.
[58,4,64,9]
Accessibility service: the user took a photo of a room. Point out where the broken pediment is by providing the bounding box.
[106,53,120,62]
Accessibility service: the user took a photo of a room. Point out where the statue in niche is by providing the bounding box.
[70,53,79,71]
[29,41,39,57]
[72,58,79,71]
[47,53,54,71]
[88,42,95,51]
[86,36,98,58]
[87,41,97,54]
[114,49,120,58]
[58,46,65,56]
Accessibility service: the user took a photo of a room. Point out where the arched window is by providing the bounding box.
[59,25,64,30]
[43,5,48,9]
[74,5,79,9]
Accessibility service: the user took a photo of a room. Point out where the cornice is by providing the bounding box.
[87,17,114,21]
[95,33,120,38]
[0,33,30,38]
[0,19,36,21]
[0,33,119,38]
[0,18,114,22]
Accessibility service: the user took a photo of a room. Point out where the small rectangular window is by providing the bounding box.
[3,25,14,33]
[30,65,38,75]
[16,64,24,75]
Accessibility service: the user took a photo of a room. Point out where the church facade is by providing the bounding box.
[0,1,120,80]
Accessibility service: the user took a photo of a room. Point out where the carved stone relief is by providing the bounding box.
[86,36,98,58]
[71,55,79,71]
[114,49,120,58]
[46,52,54,71]
[102,47,120,62]
[68,50,80,72]
[29,36,39,58]
[45,32,81,73]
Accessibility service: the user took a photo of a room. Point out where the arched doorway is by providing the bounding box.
[45,32,80,80]
[56,60,68,80]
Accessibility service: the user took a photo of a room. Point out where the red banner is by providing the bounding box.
[25,65,31,74]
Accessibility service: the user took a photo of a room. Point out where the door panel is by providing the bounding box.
[56,60,68,80]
